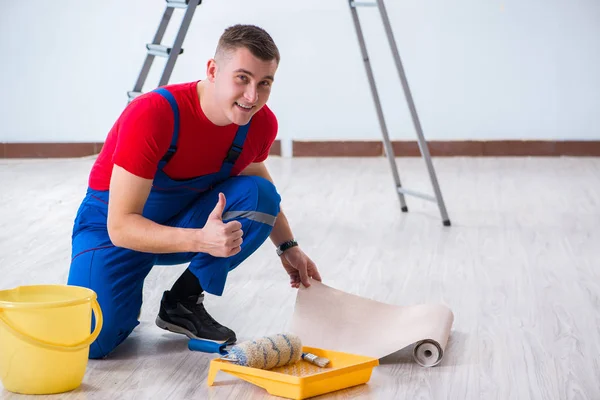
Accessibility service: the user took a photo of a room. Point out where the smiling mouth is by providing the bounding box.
[235,101,254,111]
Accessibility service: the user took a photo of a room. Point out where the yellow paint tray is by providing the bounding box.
[207,346,379,399]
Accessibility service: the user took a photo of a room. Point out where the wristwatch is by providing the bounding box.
[276,239,298,256]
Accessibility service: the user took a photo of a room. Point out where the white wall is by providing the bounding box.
[1,0,599,143]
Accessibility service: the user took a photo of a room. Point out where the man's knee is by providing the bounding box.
[88,316,138,359]
[86,296,141,359]
[232,175,281,217]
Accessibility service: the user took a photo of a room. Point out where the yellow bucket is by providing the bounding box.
[0,285,102,395]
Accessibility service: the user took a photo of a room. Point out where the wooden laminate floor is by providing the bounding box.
[1,156,599,399]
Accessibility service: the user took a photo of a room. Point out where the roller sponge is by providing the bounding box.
[224,333,303,369]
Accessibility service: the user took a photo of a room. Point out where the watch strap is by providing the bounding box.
[276,239,298,256]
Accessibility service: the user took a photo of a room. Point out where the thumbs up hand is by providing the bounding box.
[198,193,243,257]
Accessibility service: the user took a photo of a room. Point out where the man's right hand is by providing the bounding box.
[197,193,243,257]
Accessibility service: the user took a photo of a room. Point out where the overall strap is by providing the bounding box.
[152,88,180,167]
[223,121,252,166]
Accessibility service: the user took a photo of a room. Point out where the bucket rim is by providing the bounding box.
[0,284,97,310]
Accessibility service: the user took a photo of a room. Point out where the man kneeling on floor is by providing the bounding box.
[67,24,322,359]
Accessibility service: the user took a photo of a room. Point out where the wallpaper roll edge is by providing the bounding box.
[288,280,455,367]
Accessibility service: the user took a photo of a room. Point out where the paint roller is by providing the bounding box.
[188,333,330,369]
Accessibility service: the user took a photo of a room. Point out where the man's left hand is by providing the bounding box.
[280,246,322,288]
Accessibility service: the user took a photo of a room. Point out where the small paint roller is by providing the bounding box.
[188,333,330,369]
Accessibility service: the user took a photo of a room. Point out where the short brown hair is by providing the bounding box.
[216,24,280,64]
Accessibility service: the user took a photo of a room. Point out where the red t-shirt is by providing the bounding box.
[88,81,278,191]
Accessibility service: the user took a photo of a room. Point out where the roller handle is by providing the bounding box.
[188,339,229,355]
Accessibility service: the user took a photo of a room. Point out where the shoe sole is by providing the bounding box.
[155,316,236,345]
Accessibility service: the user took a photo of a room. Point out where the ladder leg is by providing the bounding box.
[348,0,408,212]
[375,0,451,226]
[158,0,200,87]
[132,6,175,96]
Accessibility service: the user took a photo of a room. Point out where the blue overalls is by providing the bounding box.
[67,88,281,359]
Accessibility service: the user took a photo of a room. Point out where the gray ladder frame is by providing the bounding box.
[349,0,451,226]
[127,0,202,102]
[126,0,451,226]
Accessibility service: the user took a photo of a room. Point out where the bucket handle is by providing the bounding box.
[0,298,103,352]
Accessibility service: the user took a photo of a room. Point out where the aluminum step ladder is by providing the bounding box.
[349,0,451,226]
[127,0,202,102]
[126,0,451,226]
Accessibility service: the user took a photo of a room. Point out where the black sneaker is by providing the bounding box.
[155,290,236,344]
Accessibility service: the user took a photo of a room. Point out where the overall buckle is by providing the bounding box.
[161,146,177,163]
[224,144,243,164]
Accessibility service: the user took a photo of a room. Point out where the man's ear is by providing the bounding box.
[206,58,218,82]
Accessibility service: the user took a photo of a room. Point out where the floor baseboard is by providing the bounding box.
[2,140,599,158]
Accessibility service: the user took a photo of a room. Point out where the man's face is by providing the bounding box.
[209,47,278,126]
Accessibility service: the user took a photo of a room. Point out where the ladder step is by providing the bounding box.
[127,91,143,101]
[146,44,184,58]
[166,0,202,8]
[397,187,436,203]
[350,1,378,7]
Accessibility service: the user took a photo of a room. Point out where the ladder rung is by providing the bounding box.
[397,187,436,203]
[350,1,378,7]
[166,0,202,8]
[146,44,184,58]
[127,91,143,101]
